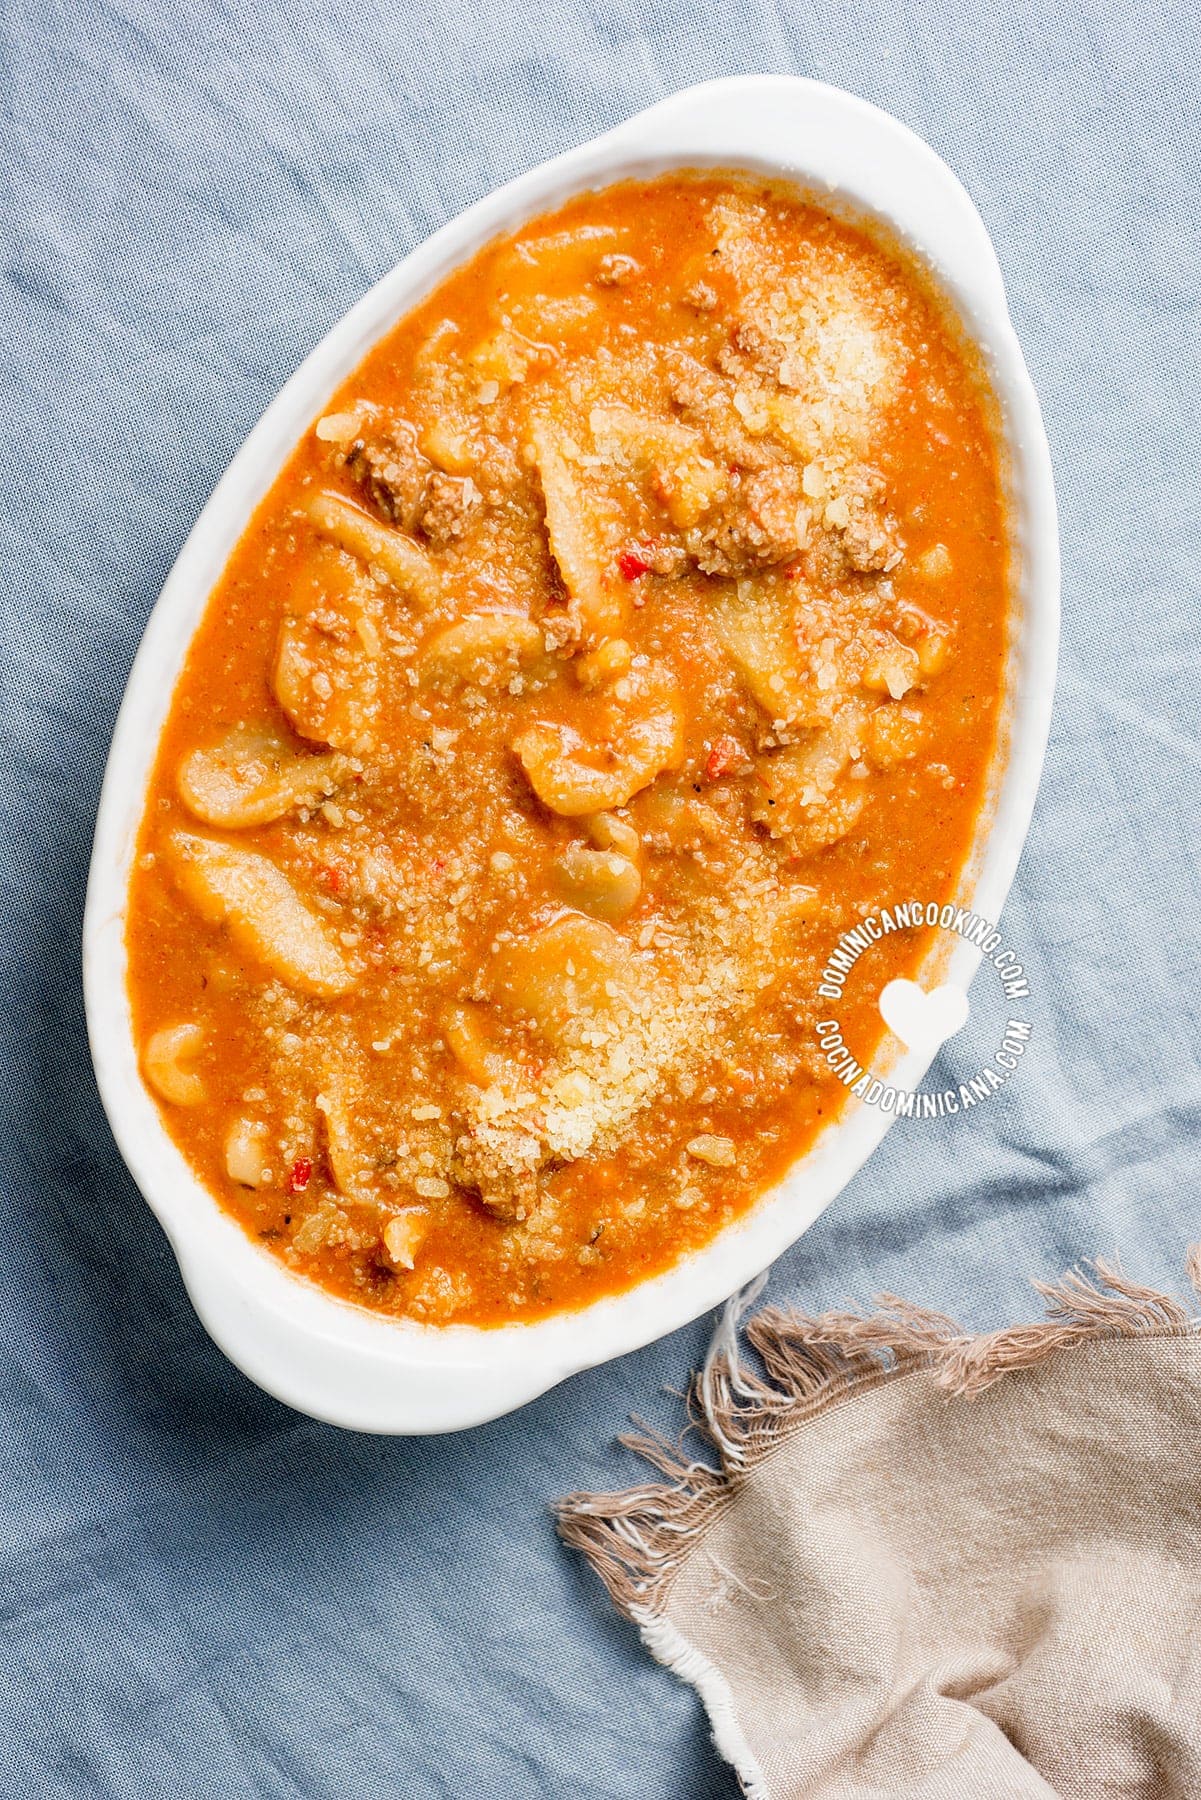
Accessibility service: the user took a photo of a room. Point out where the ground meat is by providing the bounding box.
[801,534,851,587]
[463,432,524,502]
[451,1121,541,1223]
[717,319,790,382]
[663,351,775,472]
[595,253,640,287]
[681,280,719,312]
[685,464,810,575]
[828,468,904,574]
[539,606,577,652]
[417,472,483,547]
[841,506,902,573]
[666,351,724,417]
[665,349,900,578]
[345,424,484,547]
[344,423,429,530]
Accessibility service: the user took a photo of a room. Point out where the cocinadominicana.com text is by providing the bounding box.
[815,1018,1033,1115]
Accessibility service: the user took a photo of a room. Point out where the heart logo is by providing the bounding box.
[878,978,970,1056]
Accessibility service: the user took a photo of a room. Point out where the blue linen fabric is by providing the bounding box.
[1,0,1198,1793]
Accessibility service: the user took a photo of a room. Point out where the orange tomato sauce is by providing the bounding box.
[126,173,1009,1325]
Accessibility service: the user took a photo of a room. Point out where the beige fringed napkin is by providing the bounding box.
[559,1256,1201,1799]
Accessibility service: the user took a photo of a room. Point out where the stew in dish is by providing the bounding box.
[125,173,1010,1325]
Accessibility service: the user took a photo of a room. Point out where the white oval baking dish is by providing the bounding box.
[83,75,1059,1433]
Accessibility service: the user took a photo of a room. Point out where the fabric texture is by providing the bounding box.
[1,1,1198,1796]
[560,1264,1201,1797]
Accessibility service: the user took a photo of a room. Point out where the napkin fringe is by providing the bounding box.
[557,1248,1201,1623]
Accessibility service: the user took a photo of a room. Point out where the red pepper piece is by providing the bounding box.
[617,549,651,580]
[287,1156,313,1195]
[704,735,751,781]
